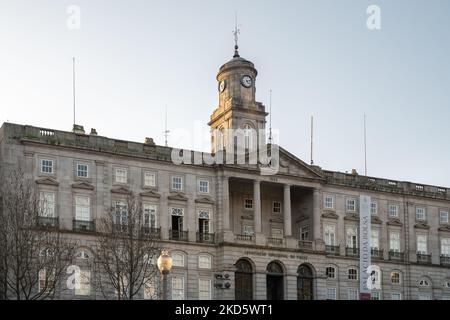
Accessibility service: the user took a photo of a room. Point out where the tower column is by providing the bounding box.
[253,180,262,234]
[283,184,292,237]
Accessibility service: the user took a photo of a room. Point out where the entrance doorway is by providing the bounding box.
[266,261,284,300]
[235,259,253,300]
[297,264,314,300]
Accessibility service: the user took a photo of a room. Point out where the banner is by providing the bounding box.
[359,195,371,300]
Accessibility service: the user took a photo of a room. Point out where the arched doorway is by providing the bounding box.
[235,259,253,300]
[297,264,314,300]
[266,261,284,300]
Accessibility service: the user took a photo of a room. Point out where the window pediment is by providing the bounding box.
[387,218,403,226]
[168,193,188,201]
[322,212,339,220]
[140,190,161,198]
[438,224,450,233]
[371,215,382,225]
[414,222,430,230]
[344,213,359,221]
[72,181,95,190]
[195,196,215,204]
[35,177,59,186]
[111,186,131,195]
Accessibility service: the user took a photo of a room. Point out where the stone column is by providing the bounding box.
[313,189,322,246]
[253,180,262,233]
[283,184,292,237]
[187,199,196,242]
[223,176,230,230]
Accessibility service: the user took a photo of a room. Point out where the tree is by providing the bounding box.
[0,168,77,300]
[94,191,161,300]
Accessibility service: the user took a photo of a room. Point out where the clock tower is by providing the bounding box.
[208,46,268,153]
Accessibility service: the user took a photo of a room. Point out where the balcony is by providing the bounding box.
[325,245,340,256]
[196,232,215,244]
[169,230,189,242]
[371,248,384,260]
[37,216,59,229]
[235,234,254,242]
[440,255,450,267]
[346,247,359,257]
[417,253,432,264]
[389,250,404,261]
[298,240,313,250]
[73,220,95,233]
[141,227,161,240]
[267,237,284,246]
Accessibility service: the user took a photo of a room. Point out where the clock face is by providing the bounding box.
[241,75,253,88]
[219,80,226,93]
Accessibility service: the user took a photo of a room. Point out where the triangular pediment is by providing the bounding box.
[277,147,324,180]
[322,211,339,220]
[344,213,359,221]
[387,218,403,227]
[168,192,188,201]
[111,186,131,195]
[35,177,59,186]
[371,215,382,225]
[438,224,450,232]
[72,181,95,190]
[195,196,215,204]
[140,190,161,198]
[414,222,430,230]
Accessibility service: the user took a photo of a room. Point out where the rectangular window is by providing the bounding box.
[346,226,358,248]
[144,171,156,187]
[75,196,90,221]
[371,292,380,300]
[244,198,253,209]
[300,226,309,241]
[75,271,91,296]
[324,195,334,209]
[348,269,358,280]
[346,198,356,212]
[41,159,54,174]
[198,180,209,193]
[418,293,432,300]
[417,235,428,254]
[370,202,378,215]
[388,204,399,218]
[416,207,426,221]
[143,204,157,228]
[441,238,450,257]
[272,202,281,214]
[171,176,183,191]
[391,292,402,300]
[326,267,336,279]
[198,279,211,300]
[115,168,128,183]
[440,210,449,224]
[390,232,400,252]
[76,164,88,178]
[172,277,185,300]
[115,201,128,225]
[348,288,359,300]
[243,225,254,236]
[39,192,55,217]
[324,225,336,246]
[172,253,185,267]
[371,229,379,250]
[326,287,337,300]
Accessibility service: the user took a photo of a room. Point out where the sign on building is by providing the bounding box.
[359,195,371,300]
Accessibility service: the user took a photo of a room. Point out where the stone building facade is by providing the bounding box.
[1,49,450,300]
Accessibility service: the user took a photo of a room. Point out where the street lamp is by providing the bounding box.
[157,249,173,300]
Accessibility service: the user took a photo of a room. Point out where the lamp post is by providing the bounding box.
[157,249,173,300]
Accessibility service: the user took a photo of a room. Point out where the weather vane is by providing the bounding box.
[233,12,240,58]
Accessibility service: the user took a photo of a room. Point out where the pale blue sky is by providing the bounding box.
[1,0,449,187]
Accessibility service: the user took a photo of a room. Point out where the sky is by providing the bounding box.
[0,0,449,187]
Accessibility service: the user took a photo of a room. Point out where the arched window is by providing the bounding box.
[198,254,212,269]
[391,271,401,284]
[326,266,336,279]
[348,268,358,280]
[243,124,253,150]
[172,252,186,268]
[419,278,431,287]
[76,250,90,260]
[297,264,314,300]
[267,262,283,275]
[235,259,253,300]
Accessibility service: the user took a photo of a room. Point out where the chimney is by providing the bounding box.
[72,124,85,134]
[144,137,155,146]
[351,169,358,176]
[90,128,98,135]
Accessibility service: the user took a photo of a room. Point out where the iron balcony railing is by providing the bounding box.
[267,237,283,246]
[169,230,189,242]
[196,232,215,244]
[417,253,432,264]
[37,216,59,229]
[325,245,340,255]
[298,240,313,250]
[389,250,404,261]
[346,247,360,257]
[440,255,450,266]
[73,220,95,233]
[141,227,161,239]
[235,234,254,242]
[371,248,384,260]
